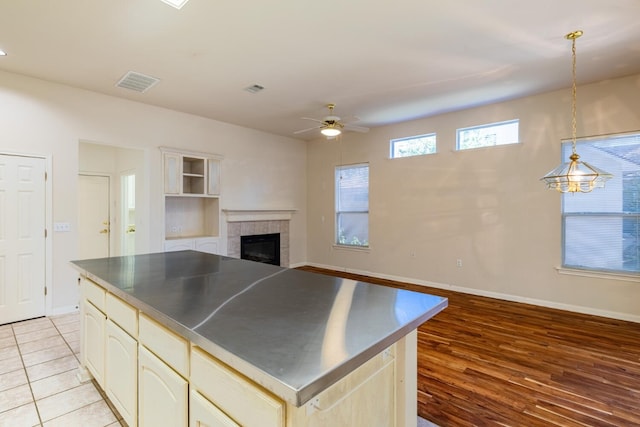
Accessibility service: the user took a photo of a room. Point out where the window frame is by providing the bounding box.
[560,131,640,277]
[335,163,369,248]
[456,119,520,151]
[390,133,437,159]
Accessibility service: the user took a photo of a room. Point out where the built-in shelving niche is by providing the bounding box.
[164,196,219,239]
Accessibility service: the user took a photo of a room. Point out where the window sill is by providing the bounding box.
[556,267,640,283]
[332,244,370,253]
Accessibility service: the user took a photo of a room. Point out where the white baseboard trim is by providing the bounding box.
[303,262,640,324]
[48,305,80,317]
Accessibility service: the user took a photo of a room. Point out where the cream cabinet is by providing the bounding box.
[164,238,195,252]
[79,276,415,427]
[105,319,137,427]
[164,237,219,254]
[164,152,181,195]
[162,148,222,251]
[207,158,220,196]
[162,150,220,197]
[83,301,106,388]
[190,390,239,427]
[191,347,284,427]
[139,346,188,427]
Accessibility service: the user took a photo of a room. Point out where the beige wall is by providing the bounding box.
[306,73,640,321]
[0,69,307,314]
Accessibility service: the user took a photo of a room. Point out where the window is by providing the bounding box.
[562,132,640,274]
[456,119,519,150]
[335,164,369,247]
[390,133,436,158]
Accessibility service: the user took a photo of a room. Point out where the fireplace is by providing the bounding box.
[224,209,296,267]
[241,233,280,266]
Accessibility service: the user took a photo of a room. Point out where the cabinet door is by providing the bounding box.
[139,346,188,427]
[105,320,137,427]
[190,390,239,427]
[164,239,195,252]
[194,238,218,255]
[207,159,220,196]
[164,152,181,195]
[83,301,106,388]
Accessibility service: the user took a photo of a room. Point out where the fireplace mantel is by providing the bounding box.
[222,209,297,222]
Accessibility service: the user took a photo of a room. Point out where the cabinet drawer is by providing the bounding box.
[191,347,284,427]
[83,279,106,312]
[106,293,138,338]
[139,314,189,378]
[190,389,239,427]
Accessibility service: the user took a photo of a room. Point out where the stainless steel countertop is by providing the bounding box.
[71,251,447,406]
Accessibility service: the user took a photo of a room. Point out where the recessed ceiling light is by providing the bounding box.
[0,50,6,56]
[160,0,189,9]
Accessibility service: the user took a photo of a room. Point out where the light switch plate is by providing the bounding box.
[53,222,71,232]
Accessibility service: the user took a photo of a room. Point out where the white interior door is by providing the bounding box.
[0,154,46,325]
[78,175,110,259]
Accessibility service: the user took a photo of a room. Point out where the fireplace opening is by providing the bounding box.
[241,233,280,266]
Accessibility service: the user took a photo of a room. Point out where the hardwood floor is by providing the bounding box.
[297,266,640,427]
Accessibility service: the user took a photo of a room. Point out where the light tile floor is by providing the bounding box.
[0,313,124,427]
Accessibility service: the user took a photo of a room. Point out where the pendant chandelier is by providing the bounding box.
[540,30,613,193]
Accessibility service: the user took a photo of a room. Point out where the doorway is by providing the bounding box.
[0,154,46,324]
[121,172,136,256]
[78,141,148,257]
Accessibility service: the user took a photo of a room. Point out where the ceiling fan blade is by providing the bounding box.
[300,117,325,124]
[293,125,322,135]
[344,123,370,133]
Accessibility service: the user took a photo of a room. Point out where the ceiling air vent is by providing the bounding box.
[244,84,265,94]
[116,71,160,93]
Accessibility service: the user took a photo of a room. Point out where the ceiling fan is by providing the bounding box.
[294,104,369,138]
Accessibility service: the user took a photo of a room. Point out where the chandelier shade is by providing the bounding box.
[541,152,613,193]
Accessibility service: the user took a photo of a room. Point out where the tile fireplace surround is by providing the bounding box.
[223,210,296,267]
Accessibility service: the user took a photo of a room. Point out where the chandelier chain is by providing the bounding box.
[571,35,578,155]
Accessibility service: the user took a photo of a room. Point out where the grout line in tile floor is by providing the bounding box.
[0,313,125,427]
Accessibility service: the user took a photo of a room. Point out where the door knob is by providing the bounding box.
[99,229,109,234]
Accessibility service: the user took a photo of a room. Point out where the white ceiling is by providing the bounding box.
[1,0,640,140]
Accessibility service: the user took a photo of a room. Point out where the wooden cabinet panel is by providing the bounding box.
[139,346,188,427]
[191,347,284,427]
[105,320,137,427]
[164,152,181,195]
[106,293,137,338]
[139,314,189,378]
[164,239,195,252]
[194,238,218,254]
[286,347,397,427]
[190,389,239,427]
[207,159,220,196]
[83,300,105,388]
[83,279,106,312]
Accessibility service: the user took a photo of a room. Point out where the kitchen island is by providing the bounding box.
[71,251,447,427]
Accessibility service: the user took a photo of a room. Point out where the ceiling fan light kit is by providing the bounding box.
[321,127,341,137]
[540,30,613,193]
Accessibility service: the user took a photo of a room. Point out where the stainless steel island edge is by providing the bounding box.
[71,251,448,407]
